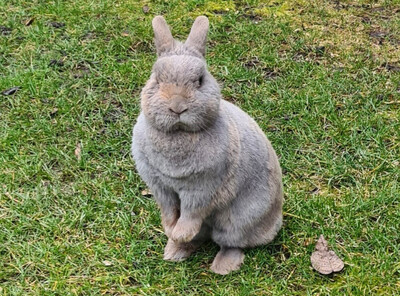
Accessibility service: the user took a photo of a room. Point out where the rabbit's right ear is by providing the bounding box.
[185,16,209,57]
[152,16,174,56]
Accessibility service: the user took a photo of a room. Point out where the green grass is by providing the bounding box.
[1,0,399,294]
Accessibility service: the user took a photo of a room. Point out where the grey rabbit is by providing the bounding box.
[131,15,283,275]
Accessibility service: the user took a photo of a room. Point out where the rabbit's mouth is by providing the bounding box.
[167,113,193,132]
[171,121,189,132]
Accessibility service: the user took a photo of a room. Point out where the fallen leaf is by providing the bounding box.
[263,68,279,79]
[369,30,387,39]
[41,180,50,187]
[243,56,260,68]
[49,59,64,67]
[2,87,20,96]
[73,64,90,78]
[102,260,112,266]
[361,17,371,24]
[25,18,34,26]
[311,235,344,275]
[0,26,12,35]
[48,22,65,28]
[141,189,152,197]
[142,5,149,13]
[315,46,326,56]
[384,63,400,72]
[75,143,82,161]
[50,108,58,117]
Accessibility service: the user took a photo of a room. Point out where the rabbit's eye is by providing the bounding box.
[198,75,204,87]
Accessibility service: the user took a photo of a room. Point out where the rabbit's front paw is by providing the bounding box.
[171,217,202,243]
[161,211,179,238]
[163,238,198,261]
[163,222,175,238]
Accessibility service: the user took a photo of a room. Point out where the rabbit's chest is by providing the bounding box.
[145,132,225,179]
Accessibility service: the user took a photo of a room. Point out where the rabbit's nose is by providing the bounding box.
[169,106,188,115]
[169,96,188,115]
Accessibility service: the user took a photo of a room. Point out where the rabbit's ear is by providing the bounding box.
[152,16,174,55]
[185,16,209,57]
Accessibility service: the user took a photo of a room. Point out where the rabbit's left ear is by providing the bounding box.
[185,16,209,57]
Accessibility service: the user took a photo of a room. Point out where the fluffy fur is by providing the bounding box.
[131,16,283,274]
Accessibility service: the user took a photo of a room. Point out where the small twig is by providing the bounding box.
[4,192,20,204]
[283,212,320,225]
[287,267,296,280]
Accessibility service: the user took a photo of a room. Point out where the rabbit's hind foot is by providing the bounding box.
[210,247,244,275]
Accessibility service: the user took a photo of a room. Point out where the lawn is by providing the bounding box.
[1,0,399,295]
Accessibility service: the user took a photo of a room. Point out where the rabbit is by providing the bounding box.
[131,15,283,275]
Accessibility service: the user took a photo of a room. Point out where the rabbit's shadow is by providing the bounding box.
[172,228,289,269]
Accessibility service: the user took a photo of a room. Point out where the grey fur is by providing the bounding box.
[131,16,283,274]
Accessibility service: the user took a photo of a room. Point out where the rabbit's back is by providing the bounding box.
[207,100,283,248]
